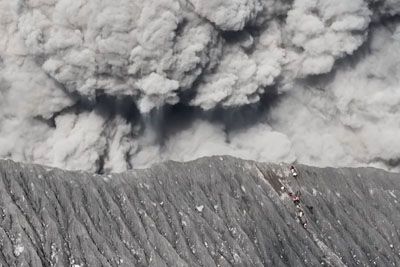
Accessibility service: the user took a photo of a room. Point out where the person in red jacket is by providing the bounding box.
[288,192,300,206]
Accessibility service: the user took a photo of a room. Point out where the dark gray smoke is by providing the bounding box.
[1,0,400,172]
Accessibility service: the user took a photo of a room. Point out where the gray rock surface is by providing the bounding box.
[0,156,400,266]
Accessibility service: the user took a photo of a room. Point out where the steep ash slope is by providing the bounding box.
[0,156,399,266]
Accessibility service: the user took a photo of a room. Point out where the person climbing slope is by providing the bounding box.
[296,206,307,229]
[288,191,301,206]
[290,165,298,178]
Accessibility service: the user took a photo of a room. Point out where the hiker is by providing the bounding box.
[296,206,307,228]
[297,208,304,219]
[288,192,301,206]
[290,165,298,178]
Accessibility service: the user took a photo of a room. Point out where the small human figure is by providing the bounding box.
[296,207,307,229]
[293,195,300,206]
[288,192,301,206]
[290,165,298,178]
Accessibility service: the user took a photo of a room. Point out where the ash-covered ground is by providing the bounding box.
[0,156,399,266]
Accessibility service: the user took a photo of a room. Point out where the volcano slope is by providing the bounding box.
[0,156,399,266]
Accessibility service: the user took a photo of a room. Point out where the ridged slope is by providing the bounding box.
[0,156,399,266]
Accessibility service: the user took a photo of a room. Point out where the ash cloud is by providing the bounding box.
[1,0,400,172]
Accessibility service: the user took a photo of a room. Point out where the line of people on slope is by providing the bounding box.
[287,165,313,229]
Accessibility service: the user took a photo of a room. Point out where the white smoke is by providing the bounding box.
[187,0,263,31]
[270,24,400,170]
[131,121,295,167]
[1,0,400,172]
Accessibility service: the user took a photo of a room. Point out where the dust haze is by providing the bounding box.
[1,0,400,172]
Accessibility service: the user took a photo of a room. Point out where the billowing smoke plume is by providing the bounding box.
[1,0,400,172]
